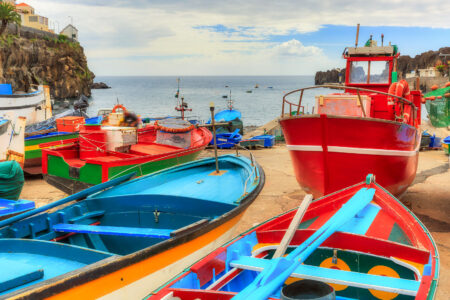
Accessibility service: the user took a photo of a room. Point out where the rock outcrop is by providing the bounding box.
[91,82,110,89]
[0,35,94,99]
[315,68,345,85]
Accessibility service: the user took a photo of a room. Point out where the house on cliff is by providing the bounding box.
[60,25,78,42]
[15,2,52,33]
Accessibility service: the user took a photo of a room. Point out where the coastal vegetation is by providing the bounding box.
[0,2,21,36]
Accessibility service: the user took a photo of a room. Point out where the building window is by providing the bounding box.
[29,16,38,22]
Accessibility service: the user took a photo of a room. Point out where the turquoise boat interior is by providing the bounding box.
[0,155,260,296]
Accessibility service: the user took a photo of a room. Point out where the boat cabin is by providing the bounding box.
[344,45,396,93]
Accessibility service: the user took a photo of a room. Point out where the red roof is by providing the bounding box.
[16,3,31,7]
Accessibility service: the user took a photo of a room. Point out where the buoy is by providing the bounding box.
[429,96,436,101]
[421,98,426,103]
[445,93,450,98]
[437,96,442,99]
[431,84,438,91]
[445,82,450,87]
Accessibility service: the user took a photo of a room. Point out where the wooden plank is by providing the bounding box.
[273,194,313,258]
[53,224,172,239]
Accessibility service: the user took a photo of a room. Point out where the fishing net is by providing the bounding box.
[424,86,450,128]
[0,161,24,200]
[155,119,194,149]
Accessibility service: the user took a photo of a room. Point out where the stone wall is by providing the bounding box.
[5,23,59,40]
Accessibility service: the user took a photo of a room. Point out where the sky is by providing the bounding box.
[25,0,450,76]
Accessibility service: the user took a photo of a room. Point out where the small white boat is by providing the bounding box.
[0,84,50,126]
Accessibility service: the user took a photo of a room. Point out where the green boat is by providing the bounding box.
[42,123,212,195]
[424,84,450,127]
[24,132,79,174]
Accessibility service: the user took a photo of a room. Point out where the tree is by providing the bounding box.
[0,2,21,36]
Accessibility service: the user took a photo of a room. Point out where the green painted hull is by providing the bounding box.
[25,133,79,161]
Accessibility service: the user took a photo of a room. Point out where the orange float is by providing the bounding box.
[111,104,127,113]
[430,84,438,91]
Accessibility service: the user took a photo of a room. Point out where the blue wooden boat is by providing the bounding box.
[0,199,34,220]
[149,175,439,300]
[0,154,264,299]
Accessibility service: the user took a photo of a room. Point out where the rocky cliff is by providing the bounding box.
[315,47,450,85]
[0,34,94,99]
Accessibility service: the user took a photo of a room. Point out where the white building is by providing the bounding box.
[60,24,78,41]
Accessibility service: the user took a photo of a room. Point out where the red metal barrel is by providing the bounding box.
[79,125,106,160]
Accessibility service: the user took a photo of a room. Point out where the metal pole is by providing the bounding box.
[355,24,360,47]
[210,102,219,173]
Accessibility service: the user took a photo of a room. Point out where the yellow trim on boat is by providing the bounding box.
[39,211,245,300]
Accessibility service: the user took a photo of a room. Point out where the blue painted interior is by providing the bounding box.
[0,119,8,127]
[0,199,35,217]
[0,155,260,295]
[0,239,111,295]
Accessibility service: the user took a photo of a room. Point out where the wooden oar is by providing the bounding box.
[273,194,313,258]
[0,172,136,229]
[233,187,376,300]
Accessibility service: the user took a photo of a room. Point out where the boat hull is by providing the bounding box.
[6,158,265,299]
[0,90,47,125]
[280,115,419,197]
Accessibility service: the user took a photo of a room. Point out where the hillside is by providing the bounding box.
[0,33,94,99]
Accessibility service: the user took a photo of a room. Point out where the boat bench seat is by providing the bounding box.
[130,143,181,156]
[230,256,420,296]
[53,223,172,239]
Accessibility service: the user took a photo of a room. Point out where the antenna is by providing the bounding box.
[355,24,360,47]
[381,34,384,46]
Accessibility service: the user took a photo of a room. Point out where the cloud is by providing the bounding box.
[24,0,450,75]
[272,39,323,57]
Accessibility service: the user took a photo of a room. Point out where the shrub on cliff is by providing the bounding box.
[0,2,21,36]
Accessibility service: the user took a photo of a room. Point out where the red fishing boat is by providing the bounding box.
[280,32,422,198]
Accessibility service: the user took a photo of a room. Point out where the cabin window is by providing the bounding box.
[349,61,389,84]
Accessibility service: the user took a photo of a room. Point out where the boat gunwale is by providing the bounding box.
[0,89,43,99]
[6,156,266,299]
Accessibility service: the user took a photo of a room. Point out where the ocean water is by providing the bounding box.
[84,76,316,126]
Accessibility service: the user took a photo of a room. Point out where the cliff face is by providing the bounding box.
[315,68,345,85]
[0,35,94,99]
[315,47,450,85]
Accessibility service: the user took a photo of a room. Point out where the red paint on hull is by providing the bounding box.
[280,115,419,197]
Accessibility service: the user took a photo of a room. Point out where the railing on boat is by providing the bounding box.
[281,84,418,126]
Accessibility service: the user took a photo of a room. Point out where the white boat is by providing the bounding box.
[0,84,51,126]
[0,115,26,166]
